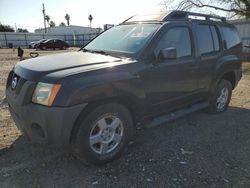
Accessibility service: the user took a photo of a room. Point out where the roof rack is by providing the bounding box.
[165,11,226,22]
[122,10,226,23]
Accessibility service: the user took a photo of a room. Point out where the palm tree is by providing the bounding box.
[49,21,56,27]
[59,22,66,26]
[45,15,50,26]
[88,14,93,27]
[65,14,70,26]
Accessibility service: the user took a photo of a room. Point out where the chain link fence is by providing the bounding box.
[0,32,100,48]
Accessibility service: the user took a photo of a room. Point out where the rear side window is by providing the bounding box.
[196,25,214,55]
[221,26,241,49]
[197,25,221,55]
[157,27,192,58]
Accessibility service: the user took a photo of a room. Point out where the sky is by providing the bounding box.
[0,0,227,32]
[0,0,164,32]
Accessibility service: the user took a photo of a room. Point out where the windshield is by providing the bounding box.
[84,24,160,55]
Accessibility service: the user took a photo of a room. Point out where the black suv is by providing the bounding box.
[6,11,242,164]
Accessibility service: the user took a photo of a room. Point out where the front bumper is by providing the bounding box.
[6,75,87,147]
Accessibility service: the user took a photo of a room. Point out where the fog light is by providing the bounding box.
[31,123,45,139]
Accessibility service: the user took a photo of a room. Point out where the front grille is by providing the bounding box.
[6,71,26,95]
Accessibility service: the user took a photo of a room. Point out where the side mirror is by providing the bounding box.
[159,47,177,59]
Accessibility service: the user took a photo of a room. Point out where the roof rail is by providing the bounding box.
[165,11,226,22]
[121,11,226,24]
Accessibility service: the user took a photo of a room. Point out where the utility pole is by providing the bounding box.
[42,3,46,33]
[14,23,17,32]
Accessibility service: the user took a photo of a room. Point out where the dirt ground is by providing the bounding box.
[0,48,250,188]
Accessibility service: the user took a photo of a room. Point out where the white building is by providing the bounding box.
[35,25,99,35]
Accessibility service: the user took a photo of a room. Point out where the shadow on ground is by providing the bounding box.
[1,106,250,187]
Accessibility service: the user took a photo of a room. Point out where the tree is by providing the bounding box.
[45,15,50,26]
[49,21,56,27]
[88,14,93,27]
[161,0,250,18]
[96,27,102,33]
[59,22,66,26]
[65,14,70,26]
[0,23,14,32]
[17,28,29,32]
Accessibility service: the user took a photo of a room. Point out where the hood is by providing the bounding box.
[14,51,131,81]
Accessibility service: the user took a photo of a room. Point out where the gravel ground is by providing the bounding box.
[0,48,250,188]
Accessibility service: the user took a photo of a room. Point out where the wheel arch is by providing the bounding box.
[69,96,140,144]
[221,71,236,89]
[210,70,236,93]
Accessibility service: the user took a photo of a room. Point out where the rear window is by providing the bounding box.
[221,26,241,49]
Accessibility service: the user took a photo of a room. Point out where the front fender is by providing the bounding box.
[54,70,146,107]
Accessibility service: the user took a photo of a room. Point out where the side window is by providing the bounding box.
[157,27,192,58]
[221,26,241,49]
[210,25,220,51]
[196,25,214,55]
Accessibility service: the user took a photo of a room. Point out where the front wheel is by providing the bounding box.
[72,103,134,164]
[208,79,232,113]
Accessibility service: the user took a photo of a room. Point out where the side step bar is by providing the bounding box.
[146,102,209,128]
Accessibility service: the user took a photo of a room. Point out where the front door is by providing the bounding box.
[142,26,199,114]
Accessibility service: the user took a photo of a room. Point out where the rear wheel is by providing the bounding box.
[72,103,133,164]
[208,79,232,113]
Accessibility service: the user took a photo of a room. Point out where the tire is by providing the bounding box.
[208,79,232,113]
[72,103,134,164]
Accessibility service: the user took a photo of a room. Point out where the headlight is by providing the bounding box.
[32,82,61,106]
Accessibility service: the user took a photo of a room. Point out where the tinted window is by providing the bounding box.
[210,26,220,51]
[197,25,214,55]
[157,27,192,58]
[222,26,241,49]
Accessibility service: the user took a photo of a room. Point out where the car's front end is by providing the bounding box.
[6,68,87,146]
[5,50,135,146]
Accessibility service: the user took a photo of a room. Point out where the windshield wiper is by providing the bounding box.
[81,48,123,59]
[81,48,91,52]
[91,50,107,55]
[82,48,107,55]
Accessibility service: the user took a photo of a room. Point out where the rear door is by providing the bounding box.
[55,40,62,48]
[194,23,222,91]
[47,40,55,48]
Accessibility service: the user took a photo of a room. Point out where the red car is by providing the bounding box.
[37,39,69,50]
